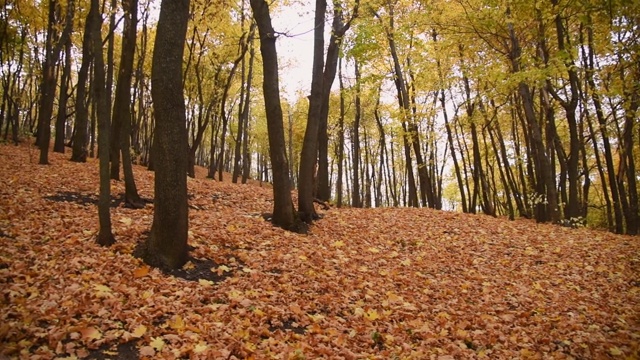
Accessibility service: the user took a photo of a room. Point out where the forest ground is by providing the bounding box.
[0,142,638,360]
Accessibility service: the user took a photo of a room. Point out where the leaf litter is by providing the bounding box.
[0,143,639,359]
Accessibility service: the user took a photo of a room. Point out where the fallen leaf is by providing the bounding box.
[80,327,102,341]
[132,325,147,338]
[133,265,150,278]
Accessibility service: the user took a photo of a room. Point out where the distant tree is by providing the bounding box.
[36,0,74,164]
[141,0,191,269]
[70,0,93,163]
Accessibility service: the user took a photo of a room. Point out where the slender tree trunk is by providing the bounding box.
[234,30,255,183]
[37,0,74,164]
[113,0,142,207]
[71,2,93,163]
[584,20,621,232]
[351,59,362,208]
[336,57,345,207]
[54,36,72,153]
[250,0,303,232]
[298,0,326,222]
[90,0,115,246]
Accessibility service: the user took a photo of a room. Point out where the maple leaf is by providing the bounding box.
[133,265,150,278]
[150,337,165,351]
[167,316,185,331]
[131,325,147,338]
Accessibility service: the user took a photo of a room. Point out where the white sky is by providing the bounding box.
[271,0,318,100]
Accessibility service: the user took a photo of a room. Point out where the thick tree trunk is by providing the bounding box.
[144,0,191,269]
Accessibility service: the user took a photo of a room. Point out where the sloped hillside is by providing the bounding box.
[0,143,638,359]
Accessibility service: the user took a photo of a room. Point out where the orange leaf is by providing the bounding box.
[134,265,150,278]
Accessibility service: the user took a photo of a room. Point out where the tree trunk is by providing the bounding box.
[298,0,326,222]
[71,0,93,163]
[316,0,359,202]
[143,0,191,269]
[250,0,303,232]
[233,27,255,183]
[113,0,143,207]
[54,36,72,153]
[584,20,622,232]
[90,0,115,246]
[351,59,361,208]
[37,0,74,164]
[336,56,345,207]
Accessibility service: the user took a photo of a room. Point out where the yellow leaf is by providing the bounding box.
[182,261,195,270]
[242,267,253,273]
[226,224,236,232]
[298,255,308,261]
[368,247,380,253]
[609,347,623,356]
[93,284,113,298]
[198,279,214,287]
[133,266,150,278]
[119,217,133,226]
[80,327,102,340]
[215,265,231,273]
[193,343,208,354]
[131,325,147,338]
[167,315,185,331]
[364,309,380,321]
[150,337,165,351]
[332,240,345,247]
[401,259,411,266]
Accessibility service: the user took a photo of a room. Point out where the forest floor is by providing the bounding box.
[0,142,638,360]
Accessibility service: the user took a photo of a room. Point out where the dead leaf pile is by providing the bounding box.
[0,143,638,359]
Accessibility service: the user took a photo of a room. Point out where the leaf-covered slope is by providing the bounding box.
[0,144,638,359]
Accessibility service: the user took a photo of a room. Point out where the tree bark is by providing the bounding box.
[113,0,143,207]
[54,36,72,153]
[71,0,93,163]
[90,0,115,246]
[298,0,326,222]
[250,0,303,232]
[143,0,191,269]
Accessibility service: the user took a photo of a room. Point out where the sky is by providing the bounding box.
[271,0,318,100]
